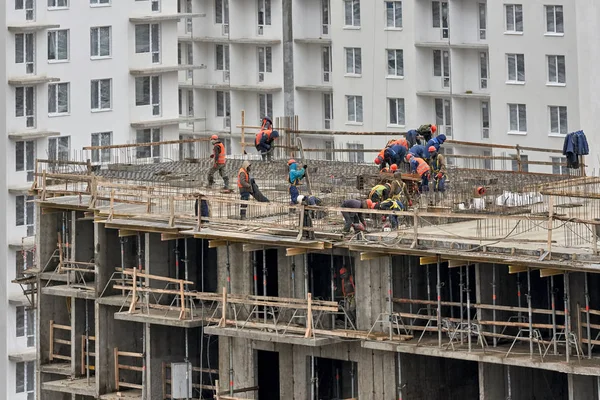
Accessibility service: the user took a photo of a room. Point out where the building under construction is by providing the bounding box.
[21,130,600,400]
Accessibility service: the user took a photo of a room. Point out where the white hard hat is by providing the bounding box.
[296,195,305,203]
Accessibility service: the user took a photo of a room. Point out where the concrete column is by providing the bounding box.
[357,348,396,400]
[94,223,124,297]
[218,337,255,396]
[568,374,598,400]
[478,362,506,400]
[217,243,251,295]
[72,298,86,377]
[282,0,294,117]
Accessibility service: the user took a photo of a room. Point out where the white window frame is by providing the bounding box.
[15,33,35,74]
[347,143,365,163]
[186,43,193,80]
[548,105,568,136]
[91,131,112,163]
[385,1,402,29]
[151,0,160,12]
[547,55,566,85]
[16,195,35,237]
[135,23,160,63]
[432,1,449,39]
[90,26,111,58]
[24,0,35,21]
[15,86,35,128]
[512,154,529,172]
[16,361,35,397]
[323,93,333,130]
[346,95,363,124]
[433,49,450,88]
[506,53,525,83]
[504,4,523,33]
[48,136,70,161]
[257,0,271,27]
[258,93,273,118]
[215,44,230,72]
[48,0,69,9]
[322,46,332,83]
[551,156,568,175]
[479,52,489,89]
[387,49,404,78]
[481,101,490,139]
[345,47,362,76]
[15,140,35,181]
[47,29,69,62]
[508,103,527,134]
[257,46,272,82]
[135,76,161,116]
[136,128,161,159]
[91,78,112,111]
[388,98,405,126]
[435,98,452,137]
[215,0,230,35]
[478,2,487,40]
[48,82,70,115]
[545,5,564,35]
[321,0,330,35]
[90,0,110,6]
[216,90,231,118]
[344,0,361,28]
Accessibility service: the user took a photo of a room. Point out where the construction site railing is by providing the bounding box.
[49,320,71,362]
[114,347,144,391]
[81,335,96,375]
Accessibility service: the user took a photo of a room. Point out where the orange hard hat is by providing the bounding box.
[406,153,413,161]
[390,164,398,172]
[287,159,296,166]
[431,124,437,133]
[366,199,375,209]
[340,267,348,275]
[210,134,218,140]
[428,146,436,153]
[374,157,382,165]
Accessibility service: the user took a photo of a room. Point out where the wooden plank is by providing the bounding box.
[508,265,529,274]
[539,268,564,278]
[243,243,272,252]
[419,256,438,265]
[448,259,471,268]
[118,229,138,237]
[209,240,229,248]
[360,252,387,261]
[286,248,308,257]
[161,233,186,241]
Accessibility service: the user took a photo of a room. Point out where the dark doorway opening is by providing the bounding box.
[257,350,280,400]
[255,249,279,296]
[308,357,357,400]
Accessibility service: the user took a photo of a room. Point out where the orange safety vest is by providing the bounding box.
[237,168,249,188]
[415,158,430,177]
[390,138,409,149]
[342,275,355,297]
[255,130,272,146]
[214,142,226,164]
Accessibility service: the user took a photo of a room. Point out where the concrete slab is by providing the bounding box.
[204,326,338,346]
[113,310,209,328]
[99,389,143,399]
[42,377,96,396]
[40,363,71,376]
[96,295,130,307]
[39,271,68,283]
[41,285,96,299]
[8,349,36,362]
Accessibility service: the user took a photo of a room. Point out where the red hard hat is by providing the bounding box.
[406,153,413,161]
[428,146,436,153]
[287,159,296,166]
[431,125,437,133]
[210,134,218,140]
[390,164,398,172]
[374,157,381,165]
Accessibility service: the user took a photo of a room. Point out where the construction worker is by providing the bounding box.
[407,154,431,192]
[416,124,437,142]
[208,135,229,189]
[255,117,279,161]
[383,143,408,169]
[374,149,387,170]
[429,146,447,193]
[368,183,391,203]
[427,134,447,152]
[339,267,356,324]
[387,137,409,149]
[237,161,269,219]
[375,198,406,229]
[408,144,429,160]
[288,159,306,204]
[340,199,374,233]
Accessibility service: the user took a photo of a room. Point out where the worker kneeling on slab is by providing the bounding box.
[237,160,269,220]
[340,199,374,233]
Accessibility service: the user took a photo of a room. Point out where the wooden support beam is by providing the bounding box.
[209,240,229,248]
[118,229,138,237]
[286,248,308,257]
[360,252,387,261]
[539,268,564,278]
[161,233,185,241]
[420,256,438,265]
[448,259,471,268]
[243,243,271,253]
[508,265,529,274]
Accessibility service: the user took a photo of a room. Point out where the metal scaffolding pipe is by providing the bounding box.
[517,274,522,321]
[331,250,336,330]
[304,253,309,299]
[564,272,570,363]
[263,249,267,324]
[310,355,316,400]
[136,233,147,400]
[253,252,258,319]
[551,276,557,355]
[492,263,497,347]
[175,241,180,307]
[459,266,464,344]
[291,257,296,299]
[436,255,442,348]
[120,238,126,296]
[466,264,472,351]
[389,256,394,340]
[585,272,592,359]
[426,265,431,316]
[85,299,90,384]
[183,238,190,400]
[448,267,454,319]
[527,267,533,359]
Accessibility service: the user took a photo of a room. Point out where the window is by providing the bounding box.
[481,101,490,139]
[16,0,24,9]
[25,0,34,20]
[16,249,34,278]
[257,46,272,82]
[135,76,161,115]
[551,157,568,175]
[483,150,492,170]
[506,54,525,83]
[321,0,330,34]
[435,98,452,136]
[15,140,35,181]
[186,43,193,79]
[48,82,70,115]
[348,143,364,163]
[16,306,35,347]
[387,49,403,77]
[549,106,568,135]
[136,128,161,159]
[184,0,192,33]
[322,46,332,82]
[432,1,449,38]
[151,0,160,11]
[135,24,160,63]
[547,55,566,85]
[216,44,230,71]
[216,91,230,117]
[323,93,333,129]
[508,104,527,133]
[344,0,360,27]
[186,89,194,119]
[505,4,523,33]
[479,2,487,39]
[388,98,405,126]
[16,195,34,237]
[90,26,111,58]
[48,136,70,161]
[546,5,563,34]
[91,79,111,111]
[258,0,271,26]
[346,95,363,123]
[90,0,110,5]
[15,86,35,128]
[480,52,489,89]
[15,33,35,74]
[324,140,333,161]
[345,48,362,75]
[385,1,402,28]
[16,361,35,398]
[433,50,450,87]
[48,30,69,61]
[48,0,68,8]
[91,132,112,163]
[178,89,182,115]
[512,155,529,172]
[215,0,230,29]
[259,93,273,118]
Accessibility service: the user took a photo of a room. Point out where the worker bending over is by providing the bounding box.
[417,124,437,142]
[208,135,229,189]
[387,137,409,149]
[237,161,269,219]
[407,154,431,192]
[340,199,374,233]
[384,143,408,170]
[427,134,447,152]
[428,146,447,193]
[368,183,391,203]
[375,198,406,229]
[255,117,279,161]
[374,148,387,170]
[287,159,306,204]
[408,144,429,161]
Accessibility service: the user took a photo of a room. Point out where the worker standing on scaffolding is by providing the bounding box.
[407,154,431,193]
[339,267,356,325]
[288,159,306,204]
[208,135,230,189]
[428,146,447,193]
[255,117,279,161]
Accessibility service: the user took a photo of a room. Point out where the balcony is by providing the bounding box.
[179,36,281,45]
[130,64,206,76]
[8,75,59,86]
[130,116,206,130]
[129,13,205,23]
[7,22,60,32]
[8,129,60,141]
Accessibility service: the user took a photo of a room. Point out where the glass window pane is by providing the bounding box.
[135,25,150,53]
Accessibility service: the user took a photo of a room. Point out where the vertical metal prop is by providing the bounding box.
[551,276,557,355]
[120,238,126,296]
[585,272,592,359]
[226,242,231,293]
[448,267,454,319]
[291,257,296,299]
[310,355,316,400]
[466,264,472,351]
[459,266,464,344]
[331,250,335,330]
[408,260,413,317]
[183,239,190,400]
[397,353,403,400]
[426,265,431,316]
[517,274,522,321]
[175,241,180,307]
[263,249,267,324]
[492,264,497,347]
[527,267,533,359]
[389,256,394,340]
[253,252,258,319]
[436,255,442,348]
[304,253,309,299]
[564,272,570,363]
[85,299,90,384]
[137,233,147,400]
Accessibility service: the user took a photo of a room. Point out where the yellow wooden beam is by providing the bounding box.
[508,265,529,274]
[161,233,185,241]
[360,252,388,261]
[539,268,564,278]
[208,240,229,248]
[118,229,138,237]
[243,244,270,252]
[286,248,308,257]
[420,256,438,265]
[448,259,470,268]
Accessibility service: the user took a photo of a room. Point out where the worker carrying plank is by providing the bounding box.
[255,117,279,161]
[237,160,269,219]
[207,135,230,190]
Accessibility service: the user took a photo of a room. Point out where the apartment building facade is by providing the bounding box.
[4,1,187,398]
[179,0,598,172]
